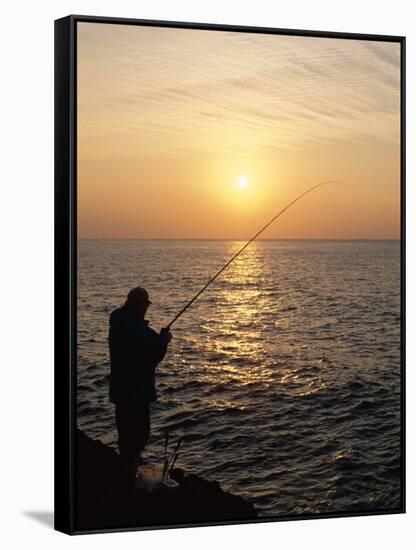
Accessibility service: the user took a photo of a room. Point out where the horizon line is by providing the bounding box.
[78,237,400,242]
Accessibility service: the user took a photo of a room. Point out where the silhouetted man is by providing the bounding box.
[108,287,172,488]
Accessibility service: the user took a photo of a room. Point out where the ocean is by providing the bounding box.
[77,239,402,517]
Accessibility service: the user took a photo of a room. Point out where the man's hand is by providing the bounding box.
[160,327,173,344]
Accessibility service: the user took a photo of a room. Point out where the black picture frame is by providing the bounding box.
[54,14,406,535]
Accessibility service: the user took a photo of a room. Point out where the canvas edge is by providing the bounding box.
[54,14,77,535]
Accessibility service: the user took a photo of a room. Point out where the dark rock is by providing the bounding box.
[76,430,257,531]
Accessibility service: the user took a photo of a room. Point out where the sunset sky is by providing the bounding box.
[77,23,400,239]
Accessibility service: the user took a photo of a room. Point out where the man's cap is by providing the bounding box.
[126,287,153,305]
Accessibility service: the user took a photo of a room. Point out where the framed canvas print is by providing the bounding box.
[54,15,405,535]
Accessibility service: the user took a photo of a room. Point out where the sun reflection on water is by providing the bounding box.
[197,241,278,387]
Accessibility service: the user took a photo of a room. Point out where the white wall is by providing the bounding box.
[1,0,413,548]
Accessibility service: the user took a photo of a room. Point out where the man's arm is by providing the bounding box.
[144,326,172,364]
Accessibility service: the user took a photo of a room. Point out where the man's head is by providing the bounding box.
[125,287,152,317]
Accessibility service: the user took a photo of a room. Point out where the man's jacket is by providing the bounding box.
[108,306,168,404]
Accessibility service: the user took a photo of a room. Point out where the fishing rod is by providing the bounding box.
[168,437,183,478]
[166,180,343,329]
[162,430,170,479]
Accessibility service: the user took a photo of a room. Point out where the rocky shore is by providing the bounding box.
[76,430,257,531]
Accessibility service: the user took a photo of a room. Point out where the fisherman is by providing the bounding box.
[108,286,172,488]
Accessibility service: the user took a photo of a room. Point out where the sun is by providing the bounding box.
[237,176,249,189]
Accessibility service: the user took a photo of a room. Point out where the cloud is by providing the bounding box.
[77,24,400,158]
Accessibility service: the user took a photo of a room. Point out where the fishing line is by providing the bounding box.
[166,181,344,329]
